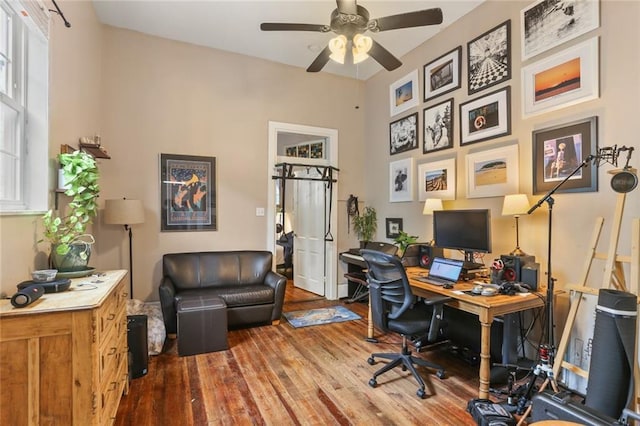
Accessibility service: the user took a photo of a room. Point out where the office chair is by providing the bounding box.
[361,249,451,399]
[345,242,398,304]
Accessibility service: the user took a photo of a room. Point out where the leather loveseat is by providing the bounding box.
[159,251,287,334]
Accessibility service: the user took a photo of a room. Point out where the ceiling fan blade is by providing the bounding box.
[307,46,332,72]
[336,0,358,15]
[372,8,443,32]
[368,39,402,71]
[260,23,329,32]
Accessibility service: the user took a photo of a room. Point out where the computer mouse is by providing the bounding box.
[443,283,454,289]
[481,287,498,296]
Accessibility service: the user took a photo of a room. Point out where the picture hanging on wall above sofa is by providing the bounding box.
[160,153,217,232]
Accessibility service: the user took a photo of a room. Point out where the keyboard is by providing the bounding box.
[415,276,453,286]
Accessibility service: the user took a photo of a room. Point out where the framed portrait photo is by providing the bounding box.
[467,20,511,95]
[417,157,456,201]
[460,86,511,145]
[423,98,454,154]
[160,153,216,231]
[423,46,462,102]
[389,112,419,155]
[385,218,403,239]
[532,116,598,194]
[389,157,414,203]
[522,37,599,118]
[390,70,419,117]
[466,144,519,199]
[521,0,600,61]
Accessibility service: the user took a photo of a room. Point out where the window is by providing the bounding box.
[0,0,49,213]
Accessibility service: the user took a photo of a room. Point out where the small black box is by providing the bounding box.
[177,296,228,356]
[127,315,149,379]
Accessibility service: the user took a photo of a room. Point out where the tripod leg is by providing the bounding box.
[516,378,550,426]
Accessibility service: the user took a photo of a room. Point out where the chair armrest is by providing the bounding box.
[421,293,453,306]
[158,277,177,334]
[416,290,452,343]
[265,270,287,322]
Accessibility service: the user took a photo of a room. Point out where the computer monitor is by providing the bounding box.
[433,209,491,271]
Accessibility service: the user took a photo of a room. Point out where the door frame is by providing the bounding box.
[267,121,339,300]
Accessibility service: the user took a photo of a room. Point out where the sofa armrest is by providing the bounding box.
[159,277,178,334]
[265,270,287,323]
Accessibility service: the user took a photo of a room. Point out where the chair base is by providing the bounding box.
[367,337,445,399]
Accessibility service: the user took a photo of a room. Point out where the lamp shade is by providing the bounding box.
[352,34,372,64]
[422,198,444,215]
[502,194,530,217]
[104,199,145,225]
[328,35,347,64]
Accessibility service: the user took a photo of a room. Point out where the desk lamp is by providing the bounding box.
[502,194,530,256]
[104,198,145,299]
[422,198,443,243]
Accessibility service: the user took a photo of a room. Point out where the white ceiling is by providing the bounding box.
[91,0,484,80]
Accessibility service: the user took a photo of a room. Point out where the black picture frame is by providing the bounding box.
[389,112,419,155]
[467,20,511,95]
[160,153,217,231]
[532,116,598,194]
[423,46,462,102]
[423,98,454,154]
[385,218,403,239]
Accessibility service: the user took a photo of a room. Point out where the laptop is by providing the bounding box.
[415,257,464,286]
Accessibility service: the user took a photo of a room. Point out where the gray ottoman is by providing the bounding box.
[177,296,228,356]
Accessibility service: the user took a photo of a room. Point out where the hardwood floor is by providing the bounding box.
[115,282,487,425]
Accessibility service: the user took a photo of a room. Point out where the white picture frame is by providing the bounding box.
[521,0,600,61]
[389,70,419,117]
[417,158,456,201]
[460,86,511,145]
[466,144,519,199]
[389,157,414,203]
[522,37,599,118]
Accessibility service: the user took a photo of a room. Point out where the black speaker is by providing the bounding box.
[521,263,539,291]
[418,245,444,269]
[500,255,535,282]
[127,315,148,379]
[11,284,45,308]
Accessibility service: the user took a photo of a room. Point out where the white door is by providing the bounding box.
[293,168,326,296]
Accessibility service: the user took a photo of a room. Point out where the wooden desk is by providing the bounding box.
[406,266,545,399]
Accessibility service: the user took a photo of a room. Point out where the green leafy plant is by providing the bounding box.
[41,150,100,256]
[394,230,418,255]
[352,206,377,243]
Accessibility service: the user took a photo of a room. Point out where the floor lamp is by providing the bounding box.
[502,194,530,256]
[105,198,145,299]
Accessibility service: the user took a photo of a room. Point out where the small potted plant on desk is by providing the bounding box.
[40,150,99,272]
[352,206,377,248]
[394,230,418,256]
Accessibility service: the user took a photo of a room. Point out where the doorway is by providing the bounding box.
[267,122,339,300]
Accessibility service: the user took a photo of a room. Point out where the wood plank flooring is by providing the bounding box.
[114,282,489,425]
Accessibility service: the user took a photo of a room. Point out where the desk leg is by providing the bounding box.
[366,292,378,343]
[479,319,492,399]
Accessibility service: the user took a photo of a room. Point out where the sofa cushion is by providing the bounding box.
[175,284,274,308]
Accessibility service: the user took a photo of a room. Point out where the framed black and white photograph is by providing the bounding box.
[390,112,419,155]
[423,98,454,154]
[417,157,456,201]
[389,70,419,117]
[467,20,511,95]
[160,153,216,232]
[460,86,511,145]
[423,46,462,102]
[389,157,414,203]
[521,0,600,61]
[522,37,599,118]
[310,141,324,159]
[466,144,519,199]
[385,218,403,239]
[532,116,598,194]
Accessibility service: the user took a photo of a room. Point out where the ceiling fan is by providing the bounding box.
[260,0,443,72]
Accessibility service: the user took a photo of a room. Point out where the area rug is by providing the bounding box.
[283,306,361,328]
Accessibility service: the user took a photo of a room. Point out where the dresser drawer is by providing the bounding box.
[100,359,128,426]
[99,309,126,382]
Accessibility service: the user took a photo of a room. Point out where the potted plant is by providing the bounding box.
[393,230,418,255]
[41,150,99,271]
[352,206,377,247]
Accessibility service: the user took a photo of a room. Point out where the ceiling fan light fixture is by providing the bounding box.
[352,33,372,64]
[328,34,347,64]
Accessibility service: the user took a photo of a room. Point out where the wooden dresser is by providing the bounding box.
[0,270,129,426]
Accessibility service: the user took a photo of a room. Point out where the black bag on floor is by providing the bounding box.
[466,398,516,426]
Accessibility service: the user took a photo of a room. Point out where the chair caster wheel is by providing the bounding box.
[436,370,445,379]
[416,389,426,399]
[368,378,377,388]
[367,357,375,365]
[402,365,407,371]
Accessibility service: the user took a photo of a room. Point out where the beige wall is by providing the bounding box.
[363,0,639,295]
[1,0,638,307]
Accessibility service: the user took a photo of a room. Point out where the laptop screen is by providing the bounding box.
[428,257,464,282]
